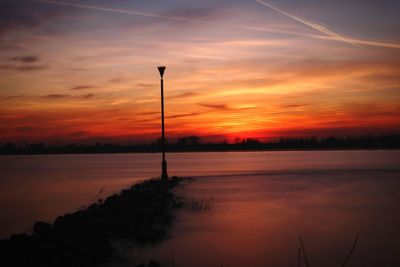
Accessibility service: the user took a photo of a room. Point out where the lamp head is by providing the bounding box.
[158,66,166,78]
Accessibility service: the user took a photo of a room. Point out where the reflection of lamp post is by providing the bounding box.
[158,66,168,180]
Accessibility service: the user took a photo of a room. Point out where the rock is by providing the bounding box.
[0,177,183,266]
[33,221,52,237]
[148,260,160,267]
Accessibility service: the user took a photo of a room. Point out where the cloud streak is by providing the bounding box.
[256,0,361,47]
[0,64,46,71]
[34,0,241,29]
[34,0,400,49]
[0,54,46,71]
[71,85,95,90]
[0,0,73,40]
[168,92,199,100]
[12,55,39,63]
[34,0,304,36]
[38,93,97,100]
[199,103,232,111]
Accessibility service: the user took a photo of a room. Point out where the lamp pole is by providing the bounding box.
[158,66,168,180]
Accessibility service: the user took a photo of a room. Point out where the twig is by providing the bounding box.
[90,187,104,202]
[342,234,359,267]
[299,235,310,267]
[298,246,302,267]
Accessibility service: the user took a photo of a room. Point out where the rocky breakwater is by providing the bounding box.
[0,177,183,267]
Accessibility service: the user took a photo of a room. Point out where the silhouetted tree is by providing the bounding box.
[177,136,201,146]
[1,134,399,154]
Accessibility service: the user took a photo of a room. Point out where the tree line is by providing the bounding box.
[1,134,399,154]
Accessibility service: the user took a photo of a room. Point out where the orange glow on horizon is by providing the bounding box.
[1,1,400,144]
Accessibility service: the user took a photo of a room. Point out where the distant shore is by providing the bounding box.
[1,147,399,156]
[1,135,399,155]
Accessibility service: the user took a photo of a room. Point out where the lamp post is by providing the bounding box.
[158,66,168,180]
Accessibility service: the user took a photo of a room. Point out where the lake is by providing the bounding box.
[1,150,399,267]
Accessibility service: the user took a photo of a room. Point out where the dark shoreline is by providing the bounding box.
[1,135,399,155]
[0,177,183,267]
[0,147,399,156]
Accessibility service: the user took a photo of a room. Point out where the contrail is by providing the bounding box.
[34,0,215,24]
[312,35,400,49]
[35,0,400,49]
[34,0,300,35]
[255,0,361,47]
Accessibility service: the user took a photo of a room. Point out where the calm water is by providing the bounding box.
[1,151,400,267]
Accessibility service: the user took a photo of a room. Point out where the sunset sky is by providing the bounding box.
[1,0,399,144]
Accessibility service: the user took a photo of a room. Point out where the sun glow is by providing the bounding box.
[0,0,399,144]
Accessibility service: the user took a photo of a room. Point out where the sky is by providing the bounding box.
[0,0,399,144]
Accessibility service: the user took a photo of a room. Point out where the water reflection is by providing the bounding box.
[127,171,400,267]
[1,151,400,267]
[121,151,400,267]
